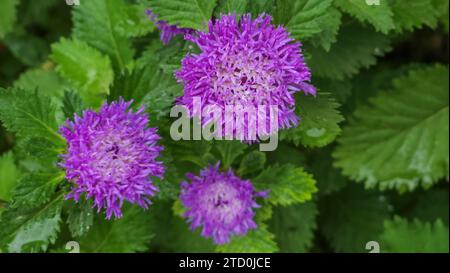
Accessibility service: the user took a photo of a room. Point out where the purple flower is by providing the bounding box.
[146,10,194,45]
[180,162,267,244]
[175,13,316,140]
[59,99,165,219]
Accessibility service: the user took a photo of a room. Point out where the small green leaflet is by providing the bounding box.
[10,171,65,209]
[238,151,266,177]
[319,184,391,252]
[334,0,395,34]
[148,0,216,30]
[308,7,342,51]
[72,0,135,70]
[214,140,247,169]
[248,0,275,16]
[2,31,49,67]
[216,224,278,253]
[62,90,84,119]
[13,69,68,104]
[149,201,215,252]
[216,0,249,16]
[110,56,182,110]
[117,3,156,37]
[305,23,392,80]
[280,92,343,148]
[0,152,19,202]
[309,146,348,195]
[432,0,449,32]
[13,68,71,122]
[406,188,449,226]
[67,199,94,238]
[0,194,63,253]
[0,0,18,39]
[390,0,440,31]
[0,88,64,145]
[269,202,318,252]
[334,65,449,192]
[76,206,153,253]
[166,139,213,169]
[253,164,317,206]
[51,38,114,109]
[380,217,449,253]
[278,0,337,42]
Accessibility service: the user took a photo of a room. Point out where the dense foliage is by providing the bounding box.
[0,0,448,253]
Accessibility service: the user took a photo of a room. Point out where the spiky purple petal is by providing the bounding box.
[175,13,316,140]
[180,162,267,244]
[59,99,165,219]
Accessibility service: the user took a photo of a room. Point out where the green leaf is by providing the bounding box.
[10,172,65,209]
[380,217,449,253]
[334,65,449,192]
[20,137,61,161]
[19,0,59,27]
[0,152,19,202]
[0,194,63,253]
[116,41,184,116]
[149,201,215,252]
[309,146,347,195]
[216,0,249,16]
[305,23,392,80]
[269,202,318,252]
[166,139,213,169]
[67,199,94,238]
[313,77,352,103]
[77,206,153,253]
[249,0,275,16]
[216,224,278,253]
[407,188,449,226]
[142,80,183,119]
[238,151,266,176]
[0,0,18,39]
[280,92,343,148]
[152,149,182,201]
[214,140,247,169]
[0,88,64,145]
[432,0,449,32]
[255,201,273,223]
[72,0,134,70]
[253,164,317,206]
[309,7,342,51]
[2,31,50,67]
[266,143,307,167]
[148,0,216,30]
[390,0,440,31]
[14,69,69,105]
[319,185,391,252]
[62,90,84,119]
[345,63,423,113]
[13,68,71,122]
[110,58,180,107]
[334,0,395,34]
[117,3,155,37]
[277,0,337,41]
[51,38,114,108]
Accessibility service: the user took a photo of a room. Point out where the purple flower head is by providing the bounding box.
[146,9,194,45]
[180,162,268,244]
[175,13,316,141]
[59,99,165,219]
